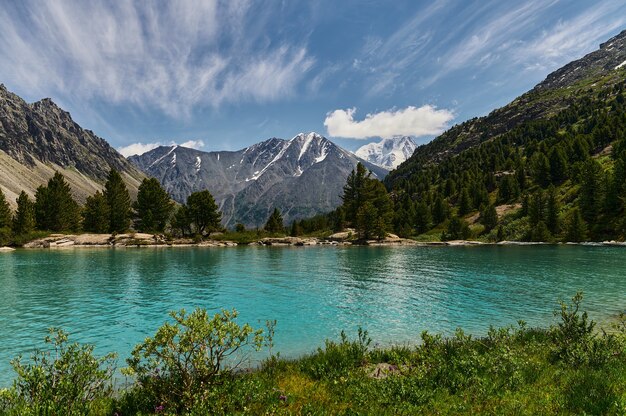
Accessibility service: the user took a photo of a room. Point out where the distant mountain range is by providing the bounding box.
[130,132,388,228]
[0,84,144,208]
[354,136,416,169]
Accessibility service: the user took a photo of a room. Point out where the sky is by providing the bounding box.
[1,1,625,156]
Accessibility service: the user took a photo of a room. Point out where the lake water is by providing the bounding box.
[0,245,625,386]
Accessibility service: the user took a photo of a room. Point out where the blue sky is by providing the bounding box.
[1,1,625,156]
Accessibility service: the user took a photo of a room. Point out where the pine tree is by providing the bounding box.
[12,191,35,235]
[549,147,568,183]
[432,194,449,224]
[355,201,378,240]
[172,205,192,237]
[546,186,560,234]
[528,191,545,227]
[578,159,604,223]
[0,187,12,229]
[264,208,284,234]
[458,187,472,216]
[104,169,131,233]
[33,172,81,232]
[341,163,369,225]
[82,191,110,233]
[186,190,222,236]
[565,208,587,242]
[530,221,552,242]
[290,221,303,237]
[414,201,432,234]
[480,203,498,232]
[134,178,174,233]
[532,152,551,188]
[441,216,470,241]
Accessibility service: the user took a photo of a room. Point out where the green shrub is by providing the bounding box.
[124,308,274,413]
[299,328,371,380]
[7,328,116,415]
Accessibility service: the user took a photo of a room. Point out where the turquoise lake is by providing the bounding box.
[0,245,625,386]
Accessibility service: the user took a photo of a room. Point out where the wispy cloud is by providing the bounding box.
[118,139,205,157]
[0,1,314,118]
[324,106,454,140]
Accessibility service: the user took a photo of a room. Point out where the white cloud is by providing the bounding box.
[324,106,454,140]
[118,140,205,157]
[0,1,314,118]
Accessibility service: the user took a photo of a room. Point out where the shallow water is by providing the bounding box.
[0,245,624,385]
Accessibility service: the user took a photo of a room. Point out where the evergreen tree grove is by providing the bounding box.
[264,208,284,234]
[34,172,81,232]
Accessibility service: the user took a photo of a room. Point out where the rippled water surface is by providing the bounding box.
[1,245,625,385]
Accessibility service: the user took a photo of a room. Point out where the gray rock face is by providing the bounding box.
[130,132,388,228]
[0,84,144,206]
[534,29,626,92]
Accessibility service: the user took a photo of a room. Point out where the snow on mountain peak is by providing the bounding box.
[353,136,417,169]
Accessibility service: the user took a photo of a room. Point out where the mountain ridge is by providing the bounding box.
[130,132,388,228]
[0,84,145,208]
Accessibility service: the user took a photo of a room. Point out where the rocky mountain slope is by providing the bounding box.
[388,28,626,183]
[130,132,388,228]
[354,136,417,169]
[0,84,144,208]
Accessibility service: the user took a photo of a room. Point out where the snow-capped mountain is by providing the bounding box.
[354,136,417,169]
[129,132,388,228]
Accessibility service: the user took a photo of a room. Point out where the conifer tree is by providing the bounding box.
[565,208,587,242]
[531,153,551,188]
[549,147,568,183]
[341,163,369,225]
[34,172,81,232]
[82,191,110,233]
[480,203,498,232]
[458,188,472,216]
[172,205,192,237]
[0,187,12,229]
[578,159,604,223]
[441,216,470,241]
[355,201,378,240]
[186,190,222,236]
[104,169,131,233]
[290,221,303,237]
[134,178,174,233]
[414,201,432,234]
[546,186,560,234]
[13,191,35,235]
[264,208,284,234]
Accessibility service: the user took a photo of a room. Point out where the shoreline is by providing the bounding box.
[1,232,625,251]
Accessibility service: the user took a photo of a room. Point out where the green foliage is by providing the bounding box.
[185,190,222,236]
[341,163,393,239]
[0,187,12,229]
[6,328,116,415]
[12,191,35,235]
[125,308,272,413]
[104,169,131,233]
[441,216,471,241]
[578,158,604,223]
[264,207,284,234]
[565,208,588,242]
[34,172,81,232]
[82,191,110,233]
[133,178,174,233]
[299,328,371,381]
[479,203,498,232]
[171,205,192,237]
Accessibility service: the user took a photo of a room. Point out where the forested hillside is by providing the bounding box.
[381,32,626,242]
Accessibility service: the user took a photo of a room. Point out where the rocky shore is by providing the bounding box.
[8,232,626,250]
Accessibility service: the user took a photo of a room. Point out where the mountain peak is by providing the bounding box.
[354,136,417,169]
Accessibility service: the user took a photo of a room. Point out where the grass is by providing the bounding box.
[2,295,624,415]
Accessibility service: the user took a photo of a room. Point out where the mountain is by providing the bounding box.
[0,84,144,208]
[389,29,626,176]
[383,29,626,241]
[354,136,417,169]
[130,132,388,228]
